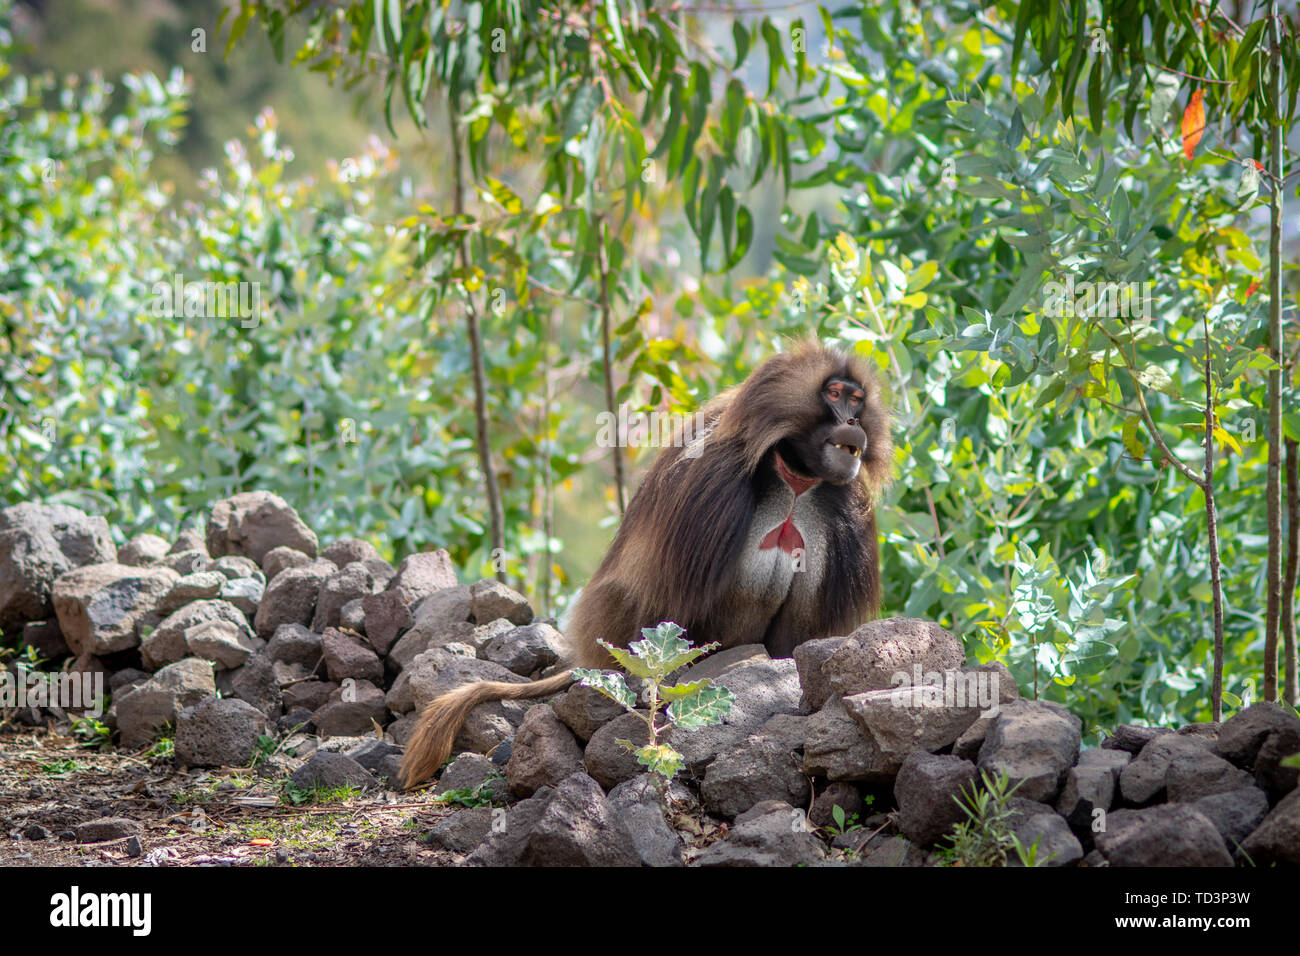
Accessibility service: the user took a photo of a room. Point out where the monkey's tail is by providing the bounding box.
[397,671,576,789]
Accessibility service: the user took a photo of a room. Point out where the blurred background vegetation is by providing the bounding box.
[2,0,1299,738]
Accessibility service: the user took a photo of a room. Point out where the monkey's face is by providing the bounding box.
[776,376,871,485]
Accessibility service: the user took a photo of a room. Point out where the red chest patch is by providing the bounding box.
[759,453,821,554]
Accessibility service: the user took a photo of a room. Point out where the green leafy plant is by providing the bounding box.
[39,758,77,775]
[434,771,507,808]
[828,805,864,836]
[146,736,175,760]
[939,770,1051,868]
[280,781,360,807]
[572,622,735,783]
[71,716,112,750]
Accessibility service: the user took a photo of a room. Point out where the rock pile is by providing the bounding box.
[2,497,1298,866]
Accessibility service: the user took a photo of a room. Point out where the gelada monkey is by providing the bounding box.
[399,339,892,788]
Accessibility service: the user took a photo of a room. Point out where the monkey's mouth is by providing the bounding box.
[829,441,861,458]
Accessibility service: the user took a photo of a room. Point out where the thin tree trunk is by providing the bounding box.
[1264,0,1284,700]
[541,310,555,618]
[1205,317,1225,721]
[449,98,507,582]
[596,216,627,515]
[1285,437,1299,706]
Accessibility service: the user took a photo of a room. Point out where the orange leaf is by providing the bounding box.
[1246,280,1260,299]
[1182,90,1205,160]
[1252,160,1265,171]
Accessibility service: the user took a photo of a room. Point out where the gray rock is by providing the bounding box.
[359,588,418,656]
[803,694,891,782]
[1057,748,1130,828]
[1166,747,1255,802]
[281,680,337,713]
[390,551,458,600]
[1194,787,1270,851]
[506,704,584,798]
[465,786,556,866]
[21,618,69,660]
[520,772,640,866]
[434,753,504,798]
[339,598,365,634]
[757,712,808,751]
[311,562,377,632]
[184,617,261,670]
[1102,724,1172,755]
[821,618,966,699]
[810,782,865,829]
[140,599,253,670]
[320,627,383,684]
[52,562,179,656]
[161,549,209,576]
[206,491,318,564]
[253,560,334,638]
[262,546,312,583]
[455,699,530,756]
[175,698,270,767]
[1214,702,1300,800]
[1119,733,1213,806]
[670,643,769,684]
[481,621,562,675]
[1005,797,1083,866]
[469,578,533,626]
[1239,787,1300,866]
[1255,729,1300,802]
[584,711,656,791]
[219,576,263,616]
[673,657,804,771]
[701,734,807,819]
[208,555,261,580]
[695,800,825,867]
[424,807,494,853]
[313,680,387,737]
[0,502,116,634]
[1095,804,1233,866]
[159,571,227,614]
[404,648,528,713]
[607,778,688,867]
[116,658,216,747]
[977,699,1081,802]
[894,751,977,846]
[854,834,926,867]
[552,683,627,742]
[793,637,849,711]
[118,534,170,568]
[265,623,323,669]
[289,751,376,791]
[168,528,207,554]
[229,653,283,719]
[74,817,139,844]
[321,538,381,568]
[387,587,474,669]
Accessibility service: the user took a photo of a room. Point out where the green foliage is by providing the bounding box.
[280,781,361,807]
[38,758,78,775]
[939,770,1050,868]
[434,771,507,808]
[573,621,734,783]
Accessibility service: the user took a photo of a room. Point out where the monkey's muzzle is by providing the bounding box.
[827,422,868,460]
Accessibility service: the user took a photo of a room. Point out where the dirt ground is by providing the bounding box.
[0,727,463,867]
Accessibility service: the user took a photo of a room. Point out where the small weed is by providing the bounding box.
[39,758,77,775]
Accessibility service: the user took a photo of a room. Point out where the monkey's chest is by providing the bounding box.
[728,485,828,616]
